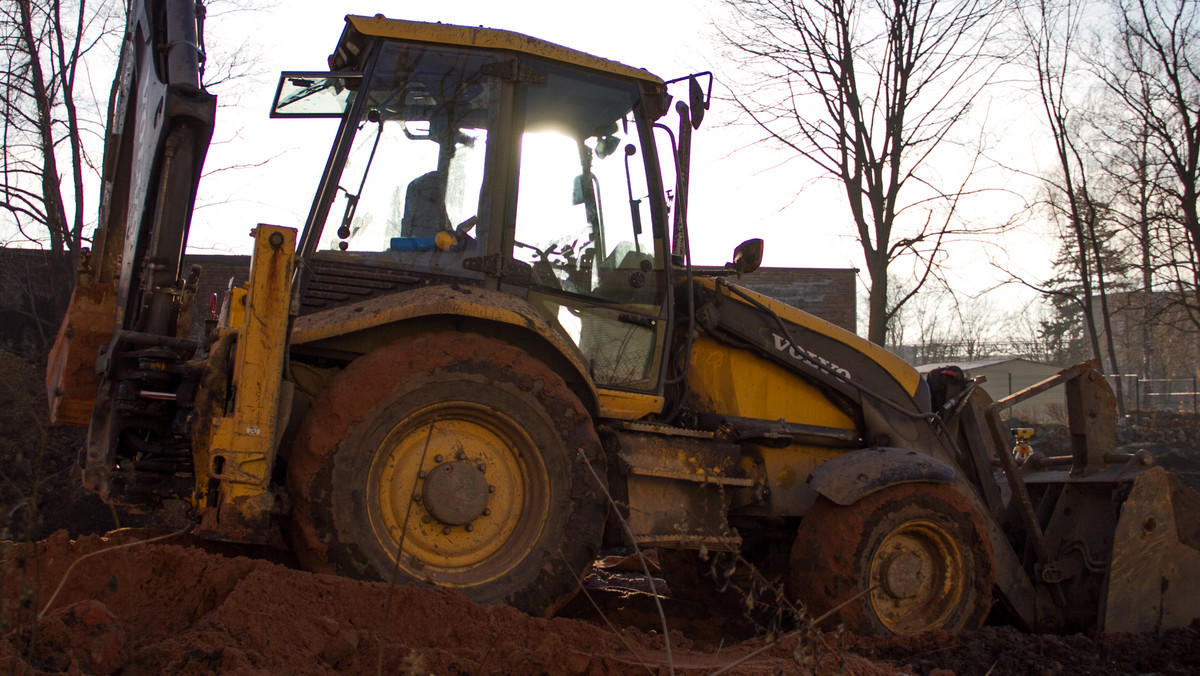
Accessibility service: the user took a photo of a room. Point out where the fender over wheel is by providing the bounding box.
[789,483,994,635]
[287,332,607,617]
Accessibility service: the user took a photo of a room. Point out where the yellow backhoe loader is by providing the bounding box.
[46,1,1200,634]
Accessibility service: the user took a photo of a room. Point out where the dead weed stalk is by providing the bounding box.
[579,449,675,676]
[709,584,880,676]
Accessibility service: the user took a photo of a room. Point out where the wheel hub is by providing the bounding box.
[880,550,925,599]
[371,404,542,573]
[421,460,489,525]
[868,520,965,633]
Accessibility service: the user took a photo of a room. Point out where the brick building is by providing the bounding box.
[719,266,858,333]
[0,249,75,360]
[2,249,858,359]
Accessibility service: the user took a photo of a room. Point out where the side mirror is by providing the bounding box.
[728,238,763,275]
[664,72,712,130]
[689,76,706,130]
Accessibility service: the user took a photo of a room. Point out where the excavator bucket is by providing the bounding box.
[988,361,1200,634]
[1102,467,1200,633]
[45,257,117,426]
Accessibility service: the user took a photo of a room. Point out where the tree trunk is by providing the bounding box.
[16,0,70,253]
[867,253,889,345]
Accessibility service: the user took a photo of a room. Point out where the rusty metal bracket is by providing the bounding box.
[609,428,748,549]
[986,360,1103,609]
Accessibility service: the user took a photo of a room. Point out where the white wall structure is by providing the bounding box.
[917,358,1065,422]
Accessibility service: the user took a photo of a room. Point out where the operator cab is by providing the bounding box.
[272,16,677,396]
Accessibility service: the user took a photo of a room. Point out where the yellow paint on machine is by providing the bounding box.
[290,283,606,418]
[344,15,664,86]
[596,389,663,420]
[197,225,296,538]
[694,277,922,397]
[44,272,118,426]
[687,336,855,429]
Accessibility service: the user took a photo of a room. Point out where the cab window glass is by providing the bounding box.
[514,63,665,392]
[316,45,497,271]
[513,65,661,305]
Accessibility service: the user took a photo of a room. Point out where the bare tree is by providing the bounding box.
[1091,0,1200,329]
[1093,111,1175,381]
[1,0,265,253]
[1014,0,1132,415]
[886,274,1030,364]
[0,0,120,256]
[0,1,124,359]
[717,0,1006,344]
[0,0,268,361]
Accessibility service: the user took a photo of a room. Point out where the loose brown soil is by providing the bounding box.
[3,532,1198,675]
[4,349,1200,674]
[0,531,882,675]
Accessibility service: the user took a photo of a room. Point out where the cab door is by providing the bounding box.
[504,60,672,416]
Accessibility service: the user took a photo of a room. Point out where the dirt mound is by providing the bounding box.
[852,624,1200,675]
[0,350,90,541]
[4,532,1200,675]
[2,531,896,675]
[6,348,1200,674]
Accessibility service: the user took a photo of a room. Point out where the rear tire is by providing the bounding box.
[287,332,606,617]
[789,483,994,635]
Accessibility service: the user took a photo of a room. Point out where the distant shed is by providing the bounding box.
[916,358,1064,421]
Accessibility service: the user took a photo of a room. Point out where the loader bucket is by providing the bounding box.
[989,362,1200,633]
[46,271,117,426]
[1102,466,1200,633]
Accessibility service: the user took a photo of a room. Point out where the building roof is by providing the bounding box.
[914,357,1059,374]
[343,15,664,85]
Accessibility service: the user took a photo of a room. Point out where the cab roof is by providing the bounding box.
[337,15,665,87]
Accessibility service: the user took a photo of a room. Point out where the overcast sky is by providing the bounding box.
[192,1,865,267]
[189,0,1053,307]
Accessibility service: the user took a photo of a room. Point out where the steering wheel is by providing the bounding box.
[515,240,573,289]
[514,240,563,262]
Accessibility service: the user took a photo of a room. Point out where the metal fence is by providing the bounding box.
[1110,375,1200,422]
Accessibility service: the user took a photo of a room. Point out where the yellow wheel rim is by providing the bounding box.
[867,519,966,634]
[367,402,548,587]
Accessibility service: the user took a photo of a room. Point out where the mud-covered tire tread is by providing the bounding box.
[789,483,994,635]
[286,332,606,617]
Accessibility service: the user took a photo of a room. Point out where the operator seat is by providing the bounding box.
[400,171,452,238]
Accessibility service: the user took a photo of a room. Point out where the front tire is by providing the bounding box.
[287,332,606,616]
[789,483,994,635]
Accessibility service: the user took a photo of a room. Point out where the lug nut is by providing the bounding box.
[465,524,474,532]
[434,454,444,463]
[482,508,491,516]
[417,470,427,479]
[477,463,486,473]
[488,485,496,493]
[413,494,422,502]
[442,526,451,535]
[456,451,467,460]
[422,515,431,524]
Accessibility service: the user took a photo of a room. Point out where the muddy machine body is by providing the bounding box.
[48,2,1200,633]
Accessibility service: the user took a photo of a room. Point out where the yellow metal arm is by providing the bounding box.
[197,224,296,543]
